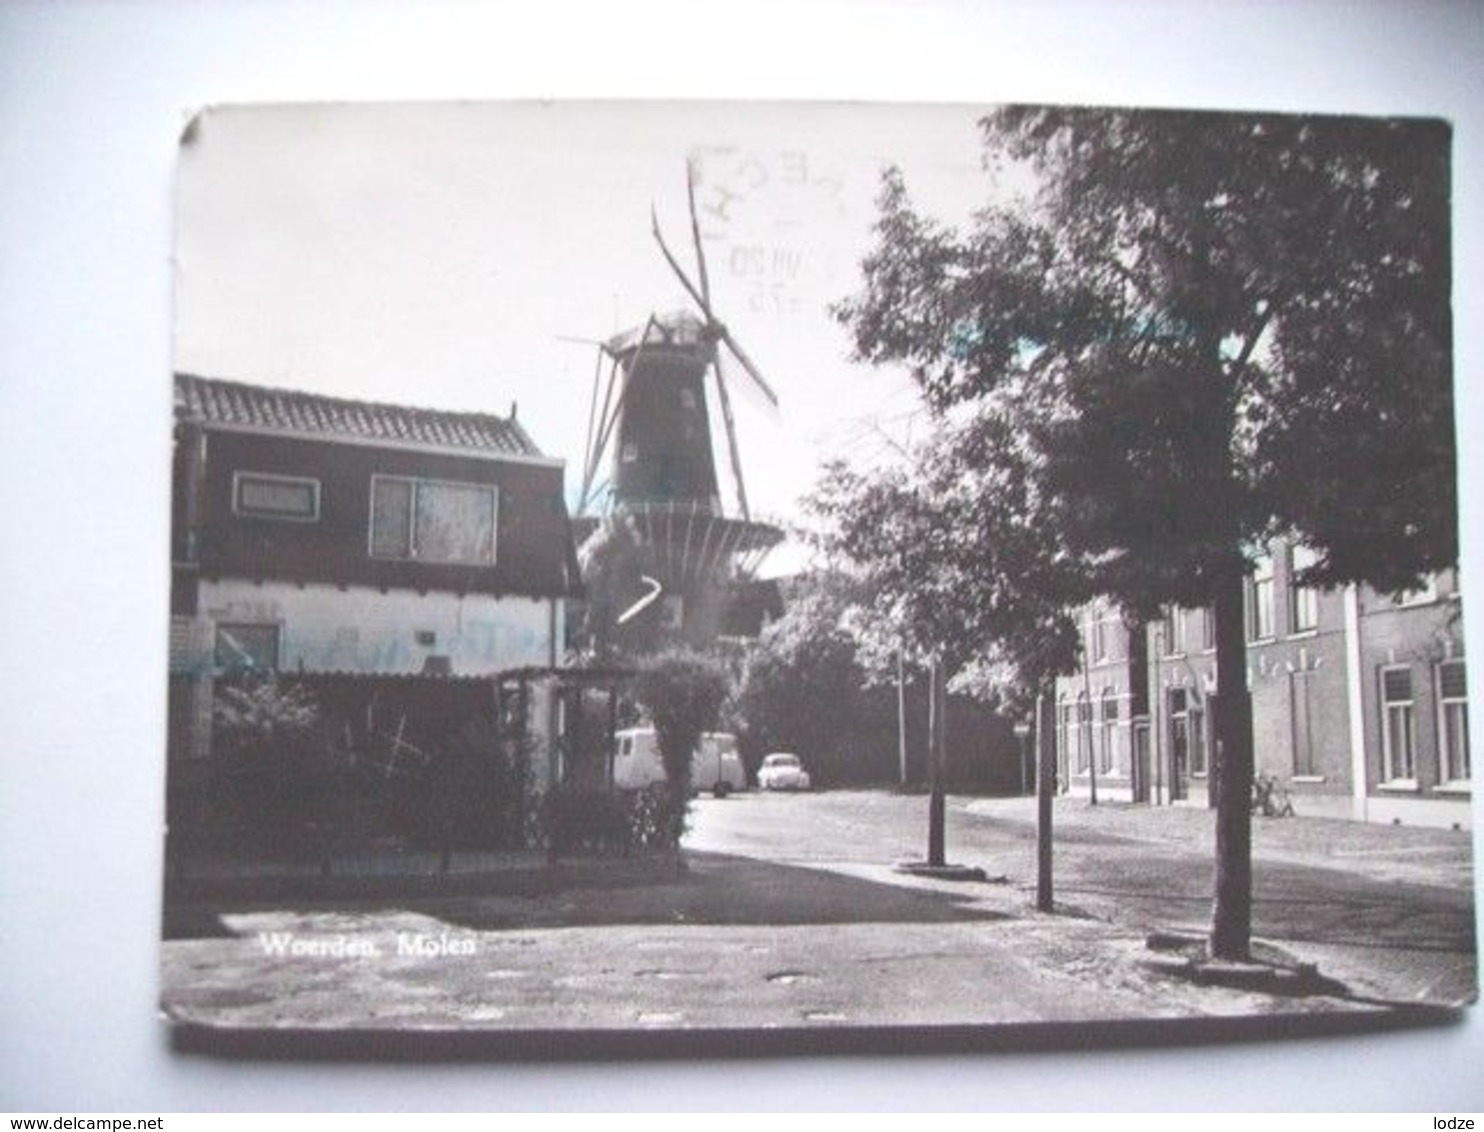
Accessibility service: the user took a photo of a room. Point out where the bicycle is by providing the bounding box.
[1251,772,1296,817]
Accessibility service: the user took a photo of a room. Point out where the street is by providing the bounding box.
[688,791,1478,1006]
[161,790,1477,1035]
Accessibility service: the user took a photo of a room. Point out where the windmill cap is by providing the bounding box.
[606,311,714,357]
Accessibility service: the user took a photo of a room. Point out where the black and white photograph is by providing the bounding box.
[158,99,1474,1048]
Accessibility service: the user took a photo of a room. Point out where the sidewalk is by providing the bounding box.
[961,794,1477,889]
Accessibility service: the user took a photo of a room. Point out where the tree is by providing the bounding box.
[733,570,897,786]
[805,408,1084,870]
[633,647,732,849]
[837,108,1454,958]
[806,414,1084,710]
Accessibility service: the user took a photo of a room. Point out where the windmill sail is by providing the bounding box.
[571,171,786,650]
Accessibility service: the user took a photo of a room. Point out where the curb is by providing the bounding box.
[1144,930,1350,998]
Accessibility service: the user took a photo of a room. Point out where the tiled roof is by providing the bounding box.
[174,373,543,458]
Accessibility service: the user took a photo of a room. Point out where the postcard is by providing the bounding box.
[161,100,1473,1054]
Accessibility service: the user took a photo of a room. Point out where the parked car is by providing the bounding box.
[612,728,748,797]
[757,752,812,791]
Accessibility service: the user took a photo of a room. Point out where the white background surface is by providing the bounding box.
[1,0,1481,1112]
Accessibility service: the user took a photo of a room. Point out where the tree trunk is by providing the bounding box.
[1036,688,1055,913]
[927,657,946,867]
[1209,552,1255,960]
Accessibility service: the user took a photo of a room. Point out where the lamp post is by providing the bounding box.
[896,647,909,788]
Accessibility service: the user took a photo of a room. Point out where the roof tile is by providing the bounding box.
[174,373,543,458]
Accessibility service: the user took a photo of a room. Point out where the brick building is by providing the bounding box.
[1054,542,1469,829]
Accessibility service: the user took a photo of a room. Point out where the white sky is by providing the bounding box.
[173,100,1001,569]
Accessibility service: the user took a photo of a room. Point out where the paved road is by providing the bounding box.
[688,790,1479,1005]
[160,789,1476,1035]
[162,845,1378,1034]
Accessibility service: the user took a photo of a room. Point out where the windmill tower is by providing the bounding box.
[574,164,783,648]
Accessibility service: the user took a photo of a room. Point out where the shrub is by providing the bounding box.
[541,783,691,858]
[627,783,689,849]
[212,673,320,768]
[543,786,631,857]
[633,648,731,789]
[632,647,731,848]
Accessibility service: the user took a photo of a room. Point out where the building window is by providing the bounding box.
[1100,687,1119,774]
[1161,607,1187,656]
[1189,695,1207,777]
[1090,610,1108,663]
[1392,574,1439,607]
[1170,688,1191,782]
[1247,555,1275,641]
[1290,545,1320,633]
[1059,696,1082,776]
[1076,692,1092,773]
[1200,606,1216,652]
[232,472,320,521]
[1169,687,1208,779]
[1380,666,1416,783]
[370,476,497,565]
[1290,668,1317,776]
[215,622,280,672]
[1201,693,1218,777]
[1437,660,1470,784]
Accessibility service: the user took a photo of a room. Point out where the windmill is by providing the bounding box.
[573,162,784,647]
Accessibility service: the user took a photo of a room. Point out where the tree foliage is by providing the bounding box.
[212,673,320,762]
[835,106,1454,958]
[633,646,732,793]
[804,403,1085,715]
[837,109,1454,604]
[733,571,892,783]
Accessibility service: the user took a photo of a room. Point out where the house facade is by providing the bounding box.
[1054,542,1470,829]
[167,374,581,774]
[1055,600,1151,805]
